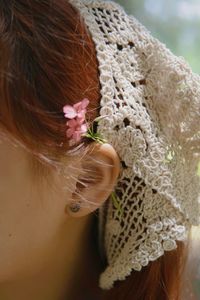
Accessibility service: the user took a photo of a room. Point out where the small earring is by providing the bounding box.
[69,201,81,213]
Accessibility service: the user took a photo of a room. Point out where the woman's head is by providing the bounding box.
[0,1,190,299]
[0,0,120,283]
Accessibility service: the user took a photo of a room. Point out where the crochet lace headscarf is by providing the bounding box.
[69,0,200,290]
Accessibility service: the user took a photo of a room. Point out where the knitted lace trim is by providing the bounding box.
[69,0,200,290]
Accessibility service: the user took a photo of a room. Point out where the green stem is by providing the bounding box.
[82,118,107,144]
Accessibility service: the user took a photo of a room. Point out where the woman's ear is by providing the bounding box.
[66,143,120,218]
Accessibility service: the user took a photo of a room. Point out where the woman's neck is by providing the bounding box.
[0,213,105,300]
[67,213,106,300]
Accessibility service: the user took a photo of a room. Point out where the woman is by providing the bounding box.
[0,0,199,299]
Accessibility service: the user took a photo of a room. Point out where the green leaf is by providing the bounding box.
[82,121,107,144]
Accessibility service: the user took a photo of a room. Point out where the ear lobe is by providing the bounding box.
[67,143,120,218]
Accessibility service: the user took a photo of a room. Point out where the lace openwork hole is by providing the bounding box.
[128,41,135,48]
[117,43,123,51]
[123,118,130,127]
[114,125,120,131]
[121,160,128,169]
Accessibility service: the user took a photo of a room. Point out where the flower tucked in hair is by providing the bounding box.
[63,98,89,145]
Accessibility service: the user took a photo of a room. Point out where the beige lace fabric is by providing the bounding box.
[69,0,200,290]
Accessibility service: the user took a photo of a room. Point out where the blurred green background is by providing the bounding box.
[115,0,200,74]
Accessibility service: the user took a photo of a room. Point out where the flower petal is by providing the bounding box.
[76,116,85,124]
[66,128,74,138]
[73,98,89,111]
[63,105,77,119]
[73,131,82,142]
[77,110,86,119]
[80,98,90,109]
[73,101,82,112]
[66,118,77,128]
[80,123,88,133]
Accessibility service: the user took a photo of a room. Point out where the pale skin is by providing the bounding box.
[0,133,120,300]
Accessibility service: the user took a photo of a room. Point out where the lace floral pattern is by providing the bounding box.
[69,0,200,290]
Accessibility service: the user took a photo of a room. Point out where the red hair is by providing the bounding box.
[0,1,189,299]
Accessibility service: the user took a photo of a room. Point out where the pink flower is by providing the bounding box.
[63,98,89,144]
[66,118,88,142]
[63,98,89,119]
